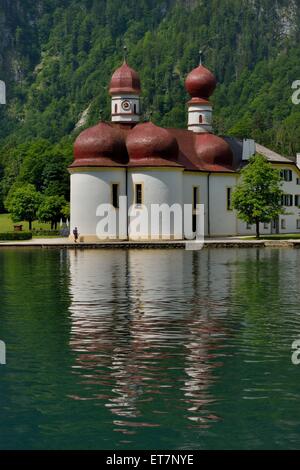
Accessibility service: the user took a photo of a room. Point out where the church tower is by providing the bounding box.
[109,52,141,124]
[185,52,217,133]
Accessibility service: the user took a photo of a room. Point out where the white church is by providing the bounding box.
[69,57,300,241]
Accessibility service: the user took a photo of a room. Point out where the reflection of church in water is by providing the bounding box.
[67,249,239,433]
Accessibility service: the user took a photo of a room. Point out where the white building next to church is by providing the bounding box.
[69,58,300,241]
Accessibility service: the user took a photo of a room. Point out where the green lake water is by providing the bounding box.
[0,247,300,450]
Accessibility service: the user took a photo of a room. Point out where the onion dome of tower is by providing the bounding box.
[194,133,233,167]
[126,122,179,165]
[72,122,127,167]
[185,64,217,99]
[109,61,141,96]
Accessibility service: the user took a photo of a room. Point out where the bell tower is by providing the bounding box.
[109,47,141,124]
[185,51,217,133]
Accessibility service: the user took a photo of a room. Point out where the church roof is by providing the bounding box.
[72,58,292,174]
[185,64,217,100]
[167,129,234,172]
[71,122,235,172]
[109,61,141,95]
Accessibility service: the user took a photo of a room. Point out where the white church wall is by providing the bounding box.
[69,163,300,242]
[128,169,184,240]
[183,171,281,238]
[209,174,238,236]
[70,169,126,241]
[183,173,208,236]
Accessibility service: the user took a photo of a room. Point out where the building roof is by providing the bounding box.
[72,58,245,173]
[255,143,294,164]
[71,122,235,172]
[127,122,183,168]
[185,64,217,99]
[109,61,141,96]
[222,138,296,168]
[72,59,294,173]
[72,122,128,167]
[71,123,296,173]
[167,129,234,172]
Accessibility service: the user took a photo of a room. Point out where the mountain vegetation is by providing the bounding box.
[0,0,300,212]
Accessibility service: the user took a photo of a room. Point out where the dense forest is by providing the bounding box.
[0,0,300,212]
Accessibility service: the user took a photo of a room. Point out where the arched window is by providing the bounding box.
[115,104,118,114]
[199,115,203,124]
[134,104,137,114]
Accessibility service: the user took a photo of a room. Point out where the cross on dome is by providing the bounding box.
[123,45,128,63]
[199,49,203,66]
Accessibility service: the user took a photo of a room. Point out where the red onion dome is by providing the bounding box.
[73,122,127,166]
[195,133,233,167]
[126,122,179,163]
[185,64,217,99]
[109,61,141,95]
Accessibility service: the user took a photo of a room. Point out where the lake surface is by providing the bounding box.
[0,247,300,450]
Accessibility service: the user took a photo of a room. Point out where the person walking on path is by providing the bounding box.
[73,227,79,243]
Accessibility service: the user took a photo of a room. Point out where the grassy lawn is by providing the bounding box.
[0,213,51,233]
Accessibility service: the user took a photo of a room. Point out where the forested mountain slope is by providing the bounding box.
[0,0,300,210]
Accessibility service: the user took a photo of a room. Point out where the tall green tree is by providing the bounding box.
[232,154,283,238]
[5,184,42,230]
[37,195,69,230]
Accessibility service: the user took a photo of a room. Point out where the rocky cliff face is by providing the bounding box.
[0,0,63,85]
